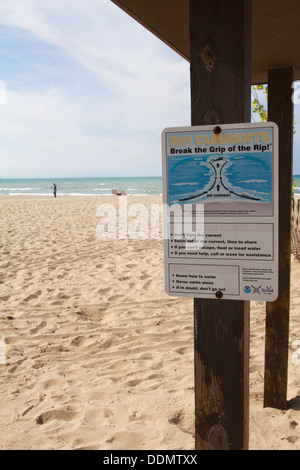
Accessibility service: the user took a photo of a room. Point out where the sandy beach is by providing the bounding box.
[0,195,299,450]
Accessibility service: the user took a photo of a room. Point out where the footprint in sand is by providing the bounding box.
[0,295,10,301]
[58,293,70,299]
[50,300,63,305]
[97,287,110,294]
[23,291,42,303]
[36,409,81,425]
[107,294,123,302]
[30,321,46,335]
[70,336,85,347]
[142,280,151,291]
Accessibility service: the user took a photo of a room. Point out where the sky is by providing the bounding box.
[0,0,300,178]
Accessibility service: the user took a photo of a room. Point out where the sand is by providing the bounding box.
[0,194,299,450]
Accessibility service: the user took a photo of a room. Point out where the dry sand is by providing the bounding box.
[0,195,299,450]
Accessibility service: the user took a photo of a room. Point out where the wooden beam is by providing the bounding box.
[264,67,294,410]
[190,0,251,450]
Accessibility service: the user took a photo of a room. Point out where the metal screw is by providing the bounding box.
[213,126,222,134]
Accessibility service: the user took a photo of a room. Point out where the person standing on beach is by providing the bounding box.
[53,183,57,197]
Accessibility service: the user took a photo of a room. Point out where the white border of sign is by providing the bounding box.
[162,122,278,301]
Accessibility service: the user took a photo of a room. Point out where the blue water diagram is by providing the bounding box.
[168,152,272,205]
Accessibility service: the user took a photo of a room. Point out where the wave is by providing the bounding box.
[0,187,42,191]
[0,177,163,196]
[171,182,198,186]
[8,193,53,196]
[7,192,114,197]
[6,192,163,197]
[93,188,111,191]
[237,180,268,184]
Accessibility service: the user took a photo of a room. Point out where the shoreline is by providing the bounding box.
[0,193,163,197]
[1,193,299,198]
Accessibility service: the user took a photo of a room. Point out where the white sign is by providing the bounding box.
[162,122,278,301]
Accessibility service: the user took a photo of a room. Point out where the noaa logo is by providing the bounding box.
[244,286,251,294]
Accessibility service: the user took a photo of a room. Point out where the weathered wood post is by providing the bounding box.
[190,0,251,450]
[264,67,294,410]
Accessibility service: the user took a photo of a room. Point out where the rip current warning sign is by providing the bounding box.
[162,122,279,301]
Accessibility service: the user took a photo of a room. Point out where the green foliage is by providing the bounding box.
[252,83,296,133]
[252,84,297,200]
[252,84,268,122]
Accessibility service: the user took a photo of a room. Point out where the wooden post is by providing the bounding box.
[193,300,250,450]
[264,67,294,410]
[190,0,251,450]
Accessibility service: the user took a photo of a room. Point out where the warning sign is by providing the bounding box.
[162,122,278,301]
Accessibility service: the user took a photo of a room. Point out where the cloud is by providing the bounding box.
[0,0,191,177]
[0,0,187,89]
[0,79,188,178]
[3,1,298,177]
